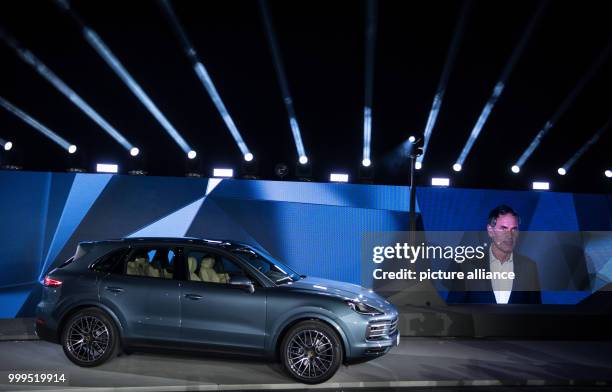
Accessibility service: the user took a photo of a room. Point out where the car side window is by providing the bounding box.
[123,246,176,279]
[185,249,255,285]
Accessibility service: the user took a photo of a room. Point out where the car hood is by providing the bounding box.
[287,276,396,314]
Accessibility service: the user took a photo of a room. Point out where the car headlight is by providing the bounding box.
[346,300,383,315]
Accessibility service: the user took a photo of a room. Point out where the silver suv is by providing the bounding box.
[36,237,399,383]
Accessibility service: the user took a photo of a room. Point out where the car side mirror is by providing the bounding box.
[230,275,255,294]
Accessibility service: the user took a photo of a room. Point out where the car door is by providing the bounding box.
[179,247,267,353]
[98,245,181,344]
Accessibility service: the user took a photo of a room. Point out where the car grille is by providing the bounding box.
[366,318,398,340]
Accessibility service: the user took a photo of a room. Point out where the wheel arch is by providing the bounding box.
[273,314,350,362]
[56,303,125,343]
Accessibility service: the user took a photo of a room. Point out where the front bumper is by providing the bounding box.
[344,328,399,363]
[362,329,400,356]
[345,312,400,361]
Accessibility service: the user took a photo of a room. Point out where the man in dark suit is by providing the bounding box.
[447,205,541,304]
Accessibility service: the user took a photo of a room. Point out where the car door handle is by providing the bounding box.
[184,293,203,300]
[105,286,124,294]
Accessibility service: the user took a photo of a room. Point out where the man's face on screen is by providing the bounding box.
[487,213,519,254]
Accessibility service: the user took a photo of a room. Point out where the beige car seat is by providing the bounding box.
[199,257,229,283]
[127,256,148,276]
[146,259,161,278]
[126,258,138,275]
[161,266,173,279]
[188,256,200,281]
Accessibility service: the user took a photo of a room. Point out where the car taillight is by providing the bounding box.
[43,276,63,287]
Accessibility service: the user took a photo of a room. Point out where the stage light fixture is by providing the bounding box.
[358,162,374,184]
[557,167,566,176]
[296,161,312,181]
[241,158,259,180]
[213,168,233,178]
[274,163,289,180]
[362,158,371,167]
[2,140,12,151]
[431,177,450,187]
[330,173,349,183]
[415,161,422,170]
[130,147,140,157]
[453,163,462,172]
[96,163,118,173]
[511,165,520,174]
[188,150,197,160]
[532,181,550,190]
[605,170,612,178]
[299,155,308,165]
[408,135,416,143]
[244,153,254,162]
[1,165,22,170]
[68,145,77,154]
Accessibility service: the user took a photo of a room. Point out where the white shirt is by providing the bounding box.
[489,246,514,304]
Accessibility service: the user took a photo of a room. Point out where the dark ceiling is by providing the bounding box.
[0,0,610,193]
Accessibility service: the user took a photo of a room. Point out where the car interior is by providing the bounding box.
[187,252,232,283]
[126,248,174,279]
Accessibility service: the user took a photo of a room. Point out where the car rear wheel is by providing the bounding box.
[61,308,118,367]
[281,320,343,384]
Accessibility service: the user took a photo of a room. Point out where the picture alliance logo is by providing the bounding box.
[372,242,488,264]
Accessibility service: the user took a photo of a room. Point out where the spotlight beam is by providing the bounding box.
[515,41,612,168]
[158,0,251,157]
[0,28,135,152]
[0,96,75,152]
[418,0,471,166]
[456,1,547,167]
[56,3,193,155]
[258,0,307,161]
[560,119,610,173]
[362,0,378,165]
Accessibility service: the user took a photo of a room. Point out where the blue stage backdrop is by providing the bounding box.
[0,171,611,317]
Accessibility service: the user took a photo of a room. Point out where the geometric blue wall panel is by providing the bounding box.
[128,196,205,238]
[0,170,610,316]
[40,173,112,280]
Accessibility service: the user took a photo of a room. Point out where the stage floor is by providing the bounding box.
[0,338,611,391]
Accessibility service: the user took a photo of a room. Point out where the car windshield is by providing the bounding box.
[231,247,301,285]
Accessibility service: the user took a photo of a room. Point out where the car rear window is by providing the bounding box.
[91,248,129,273]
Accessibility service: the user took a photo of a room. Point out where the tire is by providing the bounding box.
[61,308,119,367]
[280,320,343,384]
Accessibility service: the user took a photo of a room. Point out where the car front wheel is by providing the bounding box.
[61,308,118,367]
[281,320,343,384]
